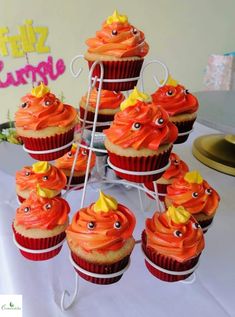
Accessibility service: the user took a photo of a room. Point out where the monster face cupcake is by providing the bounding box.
[16,161,67,202]
[13,191,70,261]
[151,76,199,143]
[142,205,205,282]
[85,10,149,91]
[55,144,96,189]
[15,83,78,161]
[165,171,220,231]
[144,152,189,201]
[104,88,178,183]
[66,191,136,284]
[79,88,124,132]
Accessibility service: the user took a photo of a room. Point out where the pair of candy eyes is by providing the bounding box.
[24,172,49,182]
[24,203,51,212]
[166,89,189,97]
[67,150,88,157]
[21,100,53,108]
[132,118,164,131]
[192,188,213,198]
[112,28,138,36]
[174,222,201,237]
[87,221,121,230]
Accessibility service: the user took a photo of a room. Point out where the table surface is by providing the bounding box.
[195,91,235,134]
[0,122,235,317]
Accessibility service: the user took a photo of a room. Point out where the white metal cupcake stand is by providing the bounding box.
[16,55,200,311]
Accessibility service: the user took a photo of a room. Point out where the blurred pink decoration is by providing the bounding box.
[204,54,235,91]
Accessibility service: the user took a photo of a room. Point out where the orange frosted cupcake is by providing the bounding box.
[151,76,199,143]
[16,161,67,202]
[55,144,96,189]
[15,83,78,161]
[79,88,124,131]
[66,191,136,284]
[104,88,178,183]
[142,206,205,282]
[85,10,149,91]
[144,152,189,201]
[165,171,220,232]
[13,191,70,261]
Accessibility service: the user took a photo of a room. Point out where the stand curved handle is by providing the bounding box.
[60,273,79,311]
[70,54,85,78]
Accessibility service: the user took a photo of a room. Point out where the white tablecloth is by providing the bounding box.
[0,122,234,317]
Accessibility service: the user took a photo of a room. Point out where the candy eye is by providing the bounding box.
[45,203,52,210]
[25,171,31,176]
[192,192,198,198]
[67,152,72,158]
[184,89,190,94]
[24,207,30,213]
[82,150,88,156]
[42,176,48,181]
[174,230,183,237]
[133,28,138,34]
[155,118,164,126]
[112,30,117,36]
[87,221,95,229]
[114,221,121,229]
[173,159,179,165]
[205,188,213,195]
[192,222,200,229]
[21,102,28,109]
[132,122,141,131]
[44,100,52,106]
[166,90,174,96]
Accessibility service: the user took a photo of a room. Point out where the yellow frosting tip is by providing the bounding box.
[36,184,55,198]
[184,170,203,184]
[32,161,51,174]
[166,205,191,224]
[161,75,179,87]
[106,10,128,25]
[120,87,151,111]
[93,191,118,213]
[31,82,50,98]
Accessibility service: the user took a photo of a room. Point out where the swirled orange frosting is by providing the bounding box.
[80,88,124,110]
[145,210,204,262]
[15,192,70,230]
[151,84,199,116]
[166,175,220,216]
[162,153,189,180]
[66,203,136,252]
[104,102,178,150]
[16,166,36,191]
[55,145,96,172]
[34,164,67,191]
[15,90,77,130]
[86,11,149,58]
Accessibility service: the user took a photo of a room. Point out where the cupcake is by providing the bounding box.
[13,191,70,261]
[104,88,178,183]
[16,161,67,202]
[15,83,78,161]
[144,152,189,201]
[79,88,124,132]
[85,10,149,91]
[165,171,220,231]
[66,191,136,284]
[151,76,199,143]
[142,205,205,282]
[55,144,96,189]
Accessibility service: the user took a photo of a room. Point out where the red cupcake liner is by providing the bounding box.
[71,252,130,285]
[64,175,88,190]
[87,59,144,91]
[79,108,114,132]
[107,146,172,183]
[173,118,196,144]
[196,217,214,233]
[12,225,65,261]
[17,194,26,203]
[142,231,200,282]
[144,182,168,201]
[21,127,75,161]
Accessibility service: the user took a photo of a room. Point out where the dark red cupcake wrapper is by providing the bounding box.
[80,107,114,132]
[21,127,75,161]
[107,146,172,183]
[71,252,130,285]
[12,224,65,261]
[17,194,26,203]
[87,59,144,91]
[142,230,201,282]
[196,217,214,233]
[173,118,196,144]
[64,175,89,190]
